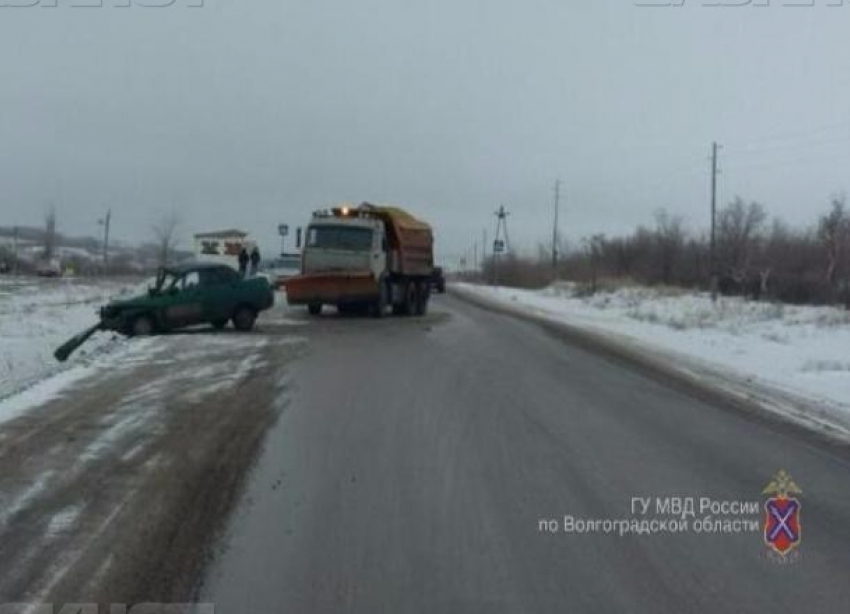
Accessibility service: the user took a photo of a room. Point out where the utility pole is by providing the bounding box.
[482,228,487,276]
[552,179,562,274]
[101,209,111,270]
[12,226,18,275]
[710,142,720,303]
[493,205,510,286]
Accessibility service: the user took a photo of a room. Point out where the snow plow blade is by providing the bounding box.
[285,272,379,305]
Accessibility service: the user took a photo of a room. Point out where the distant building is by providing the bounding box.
[193,229,252,269]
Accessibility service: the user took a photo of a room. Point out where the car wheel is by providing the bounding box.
[232,306,257,331]
[212,319,228,330]
[308,303,322,316]
[132,315,155,337]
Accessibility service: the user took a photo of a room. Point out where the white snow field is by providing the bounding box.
[455,281,850,438]
[0,276,142,403]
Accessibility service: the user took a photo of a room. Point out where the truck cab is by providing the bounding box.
[302,213,387,281]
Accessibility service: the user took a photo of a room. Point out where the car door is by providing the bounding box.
[200,267,240,322]
[161,271,205,329]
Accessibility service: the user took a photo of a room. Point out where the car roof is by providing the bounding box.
[163,262,235,275]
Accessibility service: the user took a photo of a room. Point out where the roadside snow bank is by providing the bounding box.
[0,277,142,402]
[456,282,850,433]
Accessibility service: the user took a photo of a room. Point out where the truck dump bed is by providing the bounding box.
[367,205,434,277]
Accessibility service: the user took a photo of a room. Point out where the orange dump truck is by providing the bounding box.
[285,203,435,317]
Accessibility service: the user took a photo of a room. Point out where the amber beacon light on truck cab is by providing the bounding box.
[285,202,436,317]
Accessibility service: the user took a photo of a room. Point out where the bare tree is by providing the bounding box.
[654,208,685,285]
[750,218,786,299]
[152,210,181,267]
[585,234,606,294]
[818,195,850,288]
[717,197,767,286]
[465,191,850,307]
[43,205,57,260]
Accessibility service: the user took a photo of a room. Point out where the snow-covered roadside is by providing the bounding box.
[455,282,850,437]
[0,276,143,403]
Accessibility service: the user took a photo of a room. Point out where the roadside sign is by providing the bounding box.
[278,224,289,237]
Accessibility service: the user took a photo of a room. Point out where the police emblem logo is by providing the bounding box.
[762,470,802,557]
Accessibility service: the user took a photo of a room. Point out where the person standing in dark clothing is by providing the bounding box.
[250,246,261,277]
[238,246,249,278]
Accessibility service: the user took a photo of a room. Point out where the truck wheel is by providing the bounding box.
[233,306,257,331]
[212,319,228,330]
[402,281,417,316]
[308,303,322,316]
[371,280,389,318]
[415,282,430,316]
[132,315,155,337]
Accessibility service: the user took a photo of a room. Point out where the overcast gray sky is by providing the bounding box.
[2,0,850,264]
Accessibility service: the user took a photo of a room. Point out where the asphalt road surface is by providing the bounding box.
[2,293,850,612]
[202,294,850,614]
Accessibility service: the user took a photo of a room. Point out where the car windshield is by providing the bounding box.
[306,225,373,252]
[153,270,179,294]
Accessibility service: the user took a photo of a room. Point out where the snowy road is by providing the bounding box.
[2,293,850,612]
[204,294,850,613]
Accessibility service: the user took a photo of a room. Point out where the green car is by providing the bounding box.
[100,262,275,336]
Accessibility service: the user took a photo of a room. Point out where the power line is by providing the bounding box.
[724,119,850,150]
[725,147,850,173]
[725,132,850,158]
[581,157,706,200]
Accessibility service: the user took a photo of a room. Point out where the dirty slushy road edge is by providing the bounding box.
[0,319,306,606]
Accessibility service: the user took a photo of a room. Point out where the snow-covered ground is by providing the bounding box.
[0,276,143,402]
[456,282,850,431]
